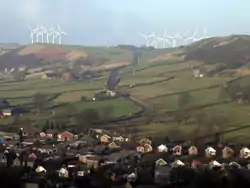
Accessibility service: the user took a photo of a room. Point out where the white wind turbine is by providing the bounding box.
[163,29,172,48]
[35,24,45,43]
[140,33,151,47]
[185,29,197,44]
[168,32,181,47]
[201,27,208,39]
[193,28,207,42]
[150,32,160,48]
[28,24,40,43]
[39,24,48,43]
[180,29,190,45]
[156,29,171,48]
[48,24,56,44]
[55,24,67,44]
[28,25,35,44]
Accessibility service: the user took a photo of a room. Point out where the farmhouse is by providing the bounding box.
[157,144,168,152]
[41,72,58,79]
[57,131,74,141]
[172,145,182,155]
[188,146,198,155]
[155,158,167,166]
[205,146,216,157]
[239,147,250,158]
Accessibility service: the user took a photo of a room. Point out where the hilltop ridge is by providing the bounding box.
[0,35,250,71]
[182,35,250,68]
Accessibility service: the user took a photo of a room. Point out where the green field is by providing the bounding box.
[116,58,250,142]
[0,78,140,126]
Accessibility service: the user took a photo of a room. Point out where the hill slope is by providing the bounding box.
[0,44,135,70]
[183,35,250,68]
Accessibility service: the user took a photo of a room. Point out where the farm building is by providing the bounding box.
[1,107,26,117]
[41,72,58,79]
[2,109,11,116]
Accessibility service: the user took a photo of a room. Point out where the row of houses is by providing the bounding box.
[3,127,250,161]
[2,127,250,187]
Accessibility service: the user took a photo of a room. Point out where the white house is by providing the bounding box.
[209,160,221,169]
[155,158,167,166]
[35,166,46,173]
[58,167,69,178]
[239,147,250,158]
[172,160,185,168]
[205,146,216,157]
[157,144,168,152]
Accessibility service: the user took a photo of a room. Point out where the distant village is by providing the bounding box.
[0,123,250,187]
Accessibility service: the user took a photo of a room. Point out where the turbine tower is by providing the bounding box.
[186,29,197,44]
[140,33,151,47]
[28,25,35,44]
[162,29,172,48]
[201,27,208,39]
[180,29,190,45]
[156,29,171,48]
[35,24,44,43]
[150,32,160,48]
[168,32,181,47]
[28,24,40,44]
[193,28,205,42]
[39,24,47,43]
[48,24,56,44]
[55,24,67,44]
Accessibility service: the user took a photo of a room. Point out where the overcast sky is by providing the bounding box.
[0,0,249,45]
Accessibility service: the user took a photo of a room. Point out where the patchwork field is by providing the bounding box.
[0,78,140,126]
[116,58,250,142]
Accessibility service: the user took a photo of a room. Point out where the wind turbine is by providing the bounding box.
[193,28,205,42]
[39,24,47,43]
[48,24,56,44]
[180,29,190,45]
[163,29,172,48]
[28,25,35,44]
[201,27,208,39]
[28,24,39,43]
[34,24,44,43]
[168,32,181,47]
[55,24,67,44]
[156,29,171,48]
[186,29,197,44]
[150,32,160,48]
[140,33,151,47]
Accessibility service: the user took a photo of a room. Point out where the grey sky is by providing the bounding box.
[0,0,249,45]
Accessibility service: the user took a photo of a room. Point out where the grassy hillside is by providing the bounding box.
[118,58,250,142]
[0,78,140,126]
[182,35,250,68]
[1,36,250,142]
[0,43,179,71]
